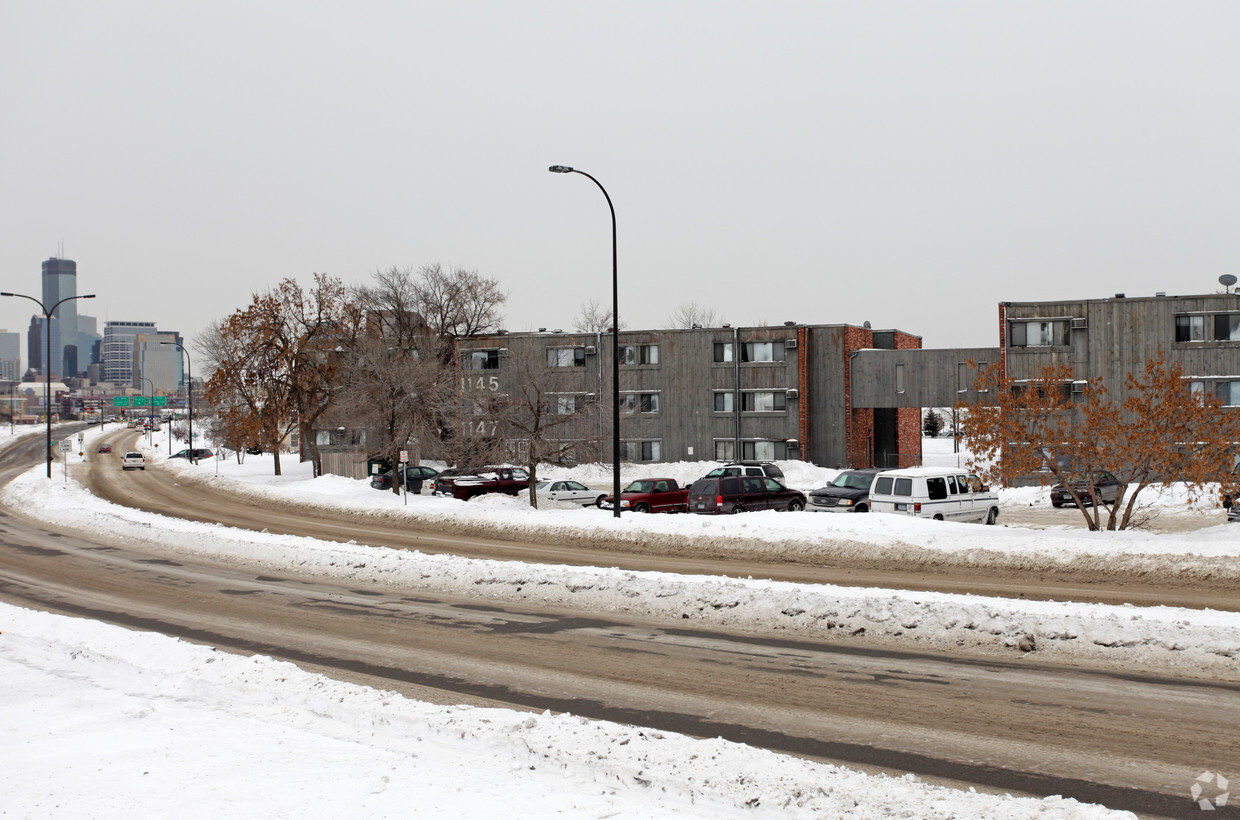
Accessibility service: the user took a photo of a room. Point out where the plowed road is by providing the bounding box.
[1,428,1236,819]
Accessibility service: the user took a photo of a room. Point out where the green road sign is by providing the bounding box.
[133,396,150,407]
[112,397,130,407]
[152,396,168,406]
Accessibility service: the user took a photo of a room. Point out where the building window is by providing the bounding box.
[620,344,660,365]
[1176,313,1240,343]
[546,347,586,367]
[548,394,591,414]
[896,363,906,394]
[741,391,786,412]
[621,392,659,414]
[464,350,499,370]
[621,440,662,461]
[1009,319,1069,347]
[741,440,786,460]
[713,342,733,363]
[741,341,786,362]
[713,391,734,412]
[1217,381,1240,406]
[714,440,735,461]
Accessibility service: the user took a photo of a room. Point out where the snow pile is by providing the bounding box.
[0,604,1133,819]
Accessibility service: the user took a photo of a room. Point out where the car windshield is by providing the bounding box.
[831,472,874,490]
[624,480,655,493]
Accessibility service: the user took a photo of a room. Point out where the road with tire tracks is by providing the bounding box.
[1,427,1236,818]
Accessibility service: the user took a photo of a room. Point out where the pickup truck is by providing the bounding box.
[600,478,689,513]
[437,466,530,501]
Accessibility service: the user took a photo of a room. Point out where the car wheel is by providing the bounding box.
[140,467,145,471]
[787,499,804,512]
[855,504,868,513]
[633,502,650,513]
[594,495,607,508]
[986,507,998,525]
[933,514,944,521]
[731,504,746,514]
[1051,500,1064,508]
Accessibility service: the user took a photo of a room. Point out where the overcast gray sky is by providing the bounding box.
[3,1,1238,362]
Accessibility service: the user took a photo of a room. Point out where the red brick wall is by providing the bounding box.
[842,326,873,466]
[893,331,922,467]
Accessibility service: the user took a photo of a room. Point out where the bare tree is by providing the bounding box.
[413,263,507,363]
[573,299,622,333]
[667,301,719,328]
[476,343,603,508]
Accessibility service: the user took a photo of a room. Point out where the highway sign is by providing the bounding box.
[133,396,150,407]
[152,396,168,406]
[112,397,130,407]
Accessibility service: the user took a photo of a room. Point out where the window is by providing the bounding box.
[1009,319,1069,347]
[1176,313,1240,343]
[621,440,662,461]
[714,440,735,461]
[893,477,913,496]
[741,341,786,362]
[741,440,786,460]
[713,392,734,412]
[546,347,586,367]
[464,350,499,370]
[741,391,786,412]
[1176,315,1206,343]
[548,395,581,414]
[1217,381,1240,406]
[895,363,906,394]
[621,392,659,414]
[927,477,947,501]
[713,342,733,363]
[620,344,660,365]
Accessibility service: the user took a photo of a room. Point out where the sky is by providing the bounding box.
[2,426,1237,816]
[3,2,1239,363]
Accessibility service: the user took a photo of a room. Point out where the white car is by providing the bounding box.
[535,480,606,507]
[121,452,146,471]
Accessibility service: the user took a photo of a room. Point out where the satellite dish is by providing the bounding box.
[1222,274,1238,293]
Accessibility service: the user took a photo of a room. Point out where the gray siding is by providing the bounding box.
[851,348,1000,408]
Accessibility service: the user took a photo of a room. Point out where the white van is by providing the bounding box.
[869,467,999,525]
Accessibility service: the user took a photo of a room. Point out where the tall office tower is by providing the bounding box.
[77,314,101,369]
[0,331,19,381]
[102,321,158,385]
[27,316,45,374]
[41,257,79,378]
[132,332,183,391]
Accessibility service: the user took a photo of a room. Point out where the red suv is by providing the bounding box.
[687,476,806,514]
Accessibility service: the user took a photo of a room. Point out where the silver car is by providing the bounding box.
[535,480,607,507]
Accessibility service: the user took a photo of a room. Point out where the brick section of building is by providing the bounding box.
[842,325,874,467]
[892,330,924,468]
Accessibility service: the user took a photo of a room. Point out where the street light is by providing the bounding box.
[548,165,622,518]
[1,291,96,478]
[160,342,193,464]
[139,376,155,445]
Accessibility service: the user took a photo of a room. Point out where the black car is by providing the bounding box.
[1050,471,1120,508]
[687,475,806,514]
[702,461,785,480]
[370,464,439,493]
[808,468,884,513]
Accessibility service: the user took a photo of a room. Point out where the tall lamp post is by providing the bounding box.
[548,165,621,518]
[139,377,155,444]
[161,342,193,464]
[1,291,96,478]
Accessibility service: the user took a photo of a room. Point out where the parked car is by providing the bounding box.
[688,475,806,514]
[96,443,112,454]
[600,478,689,513]
[429,468,472,496]
[702,462,785,480]
[869,467,999,524]
[1050,471,1121,508]
[120,451,145,471]
[444,466,530,501]
[370,464,439,492]
[168,448,214,460]
[808,468,884,512]
[535,479,607,507]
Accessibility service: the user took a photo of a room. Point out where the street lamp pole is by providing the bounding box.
[548,165,622,518]
[140,376,155,444]
[1,291,96,478]
[161,342,193,464]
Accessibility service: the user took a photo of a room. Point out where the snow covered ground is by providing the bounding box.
[2,424,1235,817]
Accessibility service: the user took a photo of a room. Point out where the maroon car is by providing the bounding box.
[687,476,806,514]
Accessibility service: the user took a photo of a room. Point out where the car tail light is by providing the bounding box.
[913,502,922,513]
[716,495,723,506]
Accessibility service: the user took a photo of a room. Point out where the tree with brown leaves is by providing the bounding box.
[960,354,1240,530]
